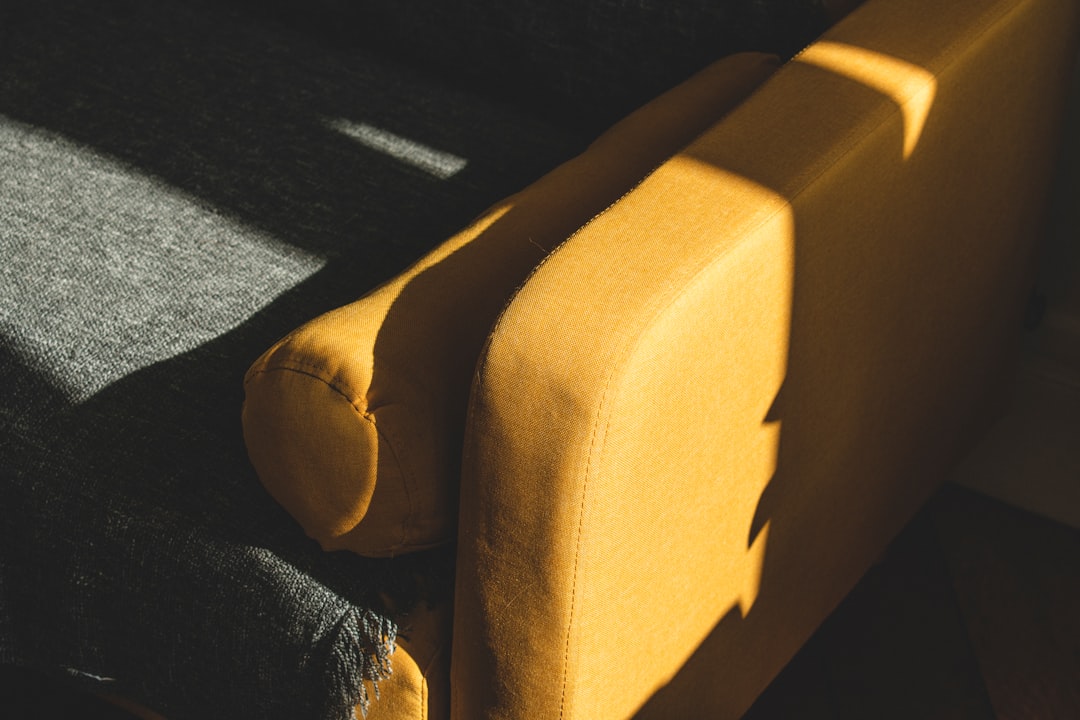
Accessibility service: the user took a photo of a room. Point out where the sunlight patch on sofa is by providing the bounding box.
[666,156,793,620]
[326,118,468,179]
[0,114,326,403]
[797,42,937,159]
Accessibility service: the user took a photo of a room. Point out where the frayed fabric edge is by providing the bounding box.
[327,607,398,720]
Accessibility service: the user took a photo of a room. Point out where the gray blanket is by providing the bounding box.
[0,1,580,717]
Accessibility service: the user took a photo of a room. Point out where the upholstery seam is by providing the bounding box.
[557,357,618,720]
[476,60,777,358]
[245,361,367,414]
[420,655,428,720]
[374,407,415,554]
[418,627,446,720]
[468,55,811,720]
[245,364,415,555]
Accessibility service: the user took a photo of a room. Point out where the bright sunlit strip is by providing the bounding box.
[327,118,468,179]
[798,42,937,159]
[1,113,328,403]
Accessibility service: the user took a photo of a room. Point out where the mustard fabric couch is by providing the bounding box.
[245,0,1079,718]
[4,0,1061,717]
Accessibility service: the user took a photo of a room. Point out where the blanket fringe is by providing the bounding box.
[329,607,397,719]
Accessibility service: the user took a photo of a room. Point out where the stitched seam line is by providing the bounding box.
[468,61,777,720]
[474,66,772,366]
[418,632,445,720]
[245,361,367,414]
[557,360,617,720]
[246,364,415,555]
[375,410,414,554]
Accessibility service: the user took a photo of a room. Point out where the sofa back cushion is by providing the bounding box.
[242,51,780,556]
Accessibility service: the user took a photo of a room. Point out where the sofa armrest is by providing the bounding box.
[452,0,1079,718]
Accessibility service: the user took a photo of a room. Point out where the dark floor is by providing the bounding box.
[747,241,1080,720]
[746,483,1080,720]
[746,269,1080,720]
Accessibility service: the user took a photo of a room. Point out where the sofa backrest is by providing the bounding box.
[454,0,1080,717]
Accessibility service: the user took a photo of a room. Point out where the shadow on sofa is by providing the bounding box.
[433,2,1075,716]
[4,0,1077,718]
[629,16,1073,717]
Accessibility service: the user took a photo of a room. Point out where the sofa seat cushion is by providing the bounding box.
[0,0,585,717]
[242,51,781,557]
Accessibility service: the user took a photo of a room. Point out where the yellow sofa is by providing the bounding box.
[240,0,1080,717]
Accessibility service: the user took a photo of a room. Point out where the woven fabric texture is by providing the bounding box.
[0,1,582,717]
